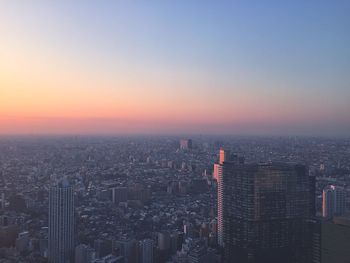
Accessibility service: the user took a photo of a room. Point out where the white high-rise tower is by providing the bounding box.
[322,185,346,218]
[216,148,231,247]
[49,179,75,263]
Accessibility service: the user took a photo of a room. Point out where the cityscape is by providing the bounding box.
[1,1,350,263]
[1,136,349,262]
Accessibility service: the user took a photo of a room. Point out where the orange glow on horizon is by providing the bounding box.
[1,29,348,135]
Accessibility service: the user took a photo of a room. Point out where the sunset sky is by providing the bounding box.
[1,1,349,136]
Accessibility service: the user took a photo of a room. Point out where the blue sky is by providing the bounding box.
[0,1,349,136]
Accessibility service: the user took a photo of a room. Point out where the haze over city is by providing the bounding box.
[1,1,349,136]
[1,2,350,263]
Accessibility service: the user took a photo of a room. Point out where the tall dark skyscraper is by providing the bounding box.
[222,162,314,263]
[48,179,75,263]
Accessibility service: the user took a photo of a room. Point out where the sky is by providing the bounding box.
[0,1,349,136]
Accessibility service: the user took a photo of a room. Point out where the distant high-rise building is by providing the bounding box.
[222,162,314,263]
[184,222,192,237]
[140,239,154,263]
[213,163,222,181]
[75,244,95,263]
[217,173,224,247]
[322,185,346,218]
[158,231,171,261]
[112,187,128,204]
[170,232,180,255]
[0,193,5,210]
[219,148,226,165]
[216,149,243,247]
[15,231,30,253]
[188,243,208,263]
[320,163,325,172]
[216,150,225,246]
[48,180,75,263]
[180,139,193,150]
[115,238,139,263]
[0,224,19,247]
[94,239,113,259]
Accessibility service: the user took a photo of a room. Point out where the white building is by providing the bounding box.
[48,179,75,263]
[322,185,346,218]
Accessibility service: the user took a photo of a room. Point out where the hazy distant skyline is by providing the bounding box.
[1,1,349,136]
